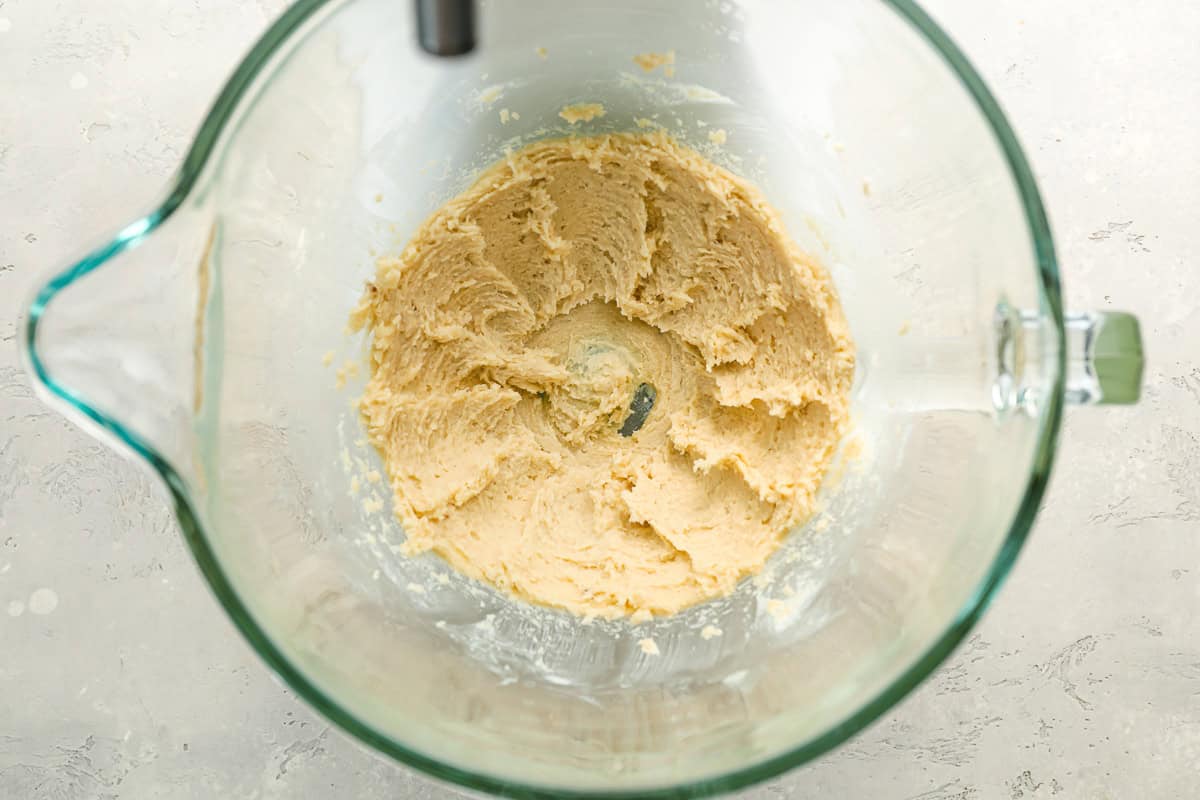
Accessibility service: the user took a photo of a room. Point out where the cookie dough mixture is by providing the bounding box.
[352,132,854,619]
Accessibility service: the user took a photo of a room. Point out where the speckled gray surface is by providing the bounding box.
[1,1,1197,798]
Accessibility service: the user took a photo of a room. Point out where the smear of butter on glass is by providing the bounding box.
[559,103,606,124]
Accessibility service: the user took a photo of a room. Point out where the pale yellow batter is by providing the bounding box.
[351,132,854,619]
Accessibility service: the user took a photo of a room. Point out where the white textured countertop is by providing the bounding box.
[1,1,1197,797]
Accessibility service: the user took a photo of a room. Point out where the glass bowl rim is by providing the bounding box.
[21,0,1065,796]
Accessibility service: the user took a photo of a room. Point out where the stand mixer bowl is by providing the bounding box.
[21,0,1143,796]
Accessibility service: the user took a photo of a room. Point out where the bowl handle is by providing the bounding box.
[1063,311,1144,405]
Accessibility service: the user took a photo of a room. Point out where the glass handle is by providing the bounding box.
[1063,311,1144,405]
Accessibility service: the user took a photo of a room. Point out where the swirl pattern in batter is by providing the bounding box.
[352,132,854,619]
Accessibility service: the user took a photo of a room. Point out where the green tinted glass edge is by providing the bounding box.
[20,0,1065,797]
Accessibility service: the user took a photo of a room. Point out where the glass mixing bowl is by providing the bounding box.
[21,0,1144,796]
